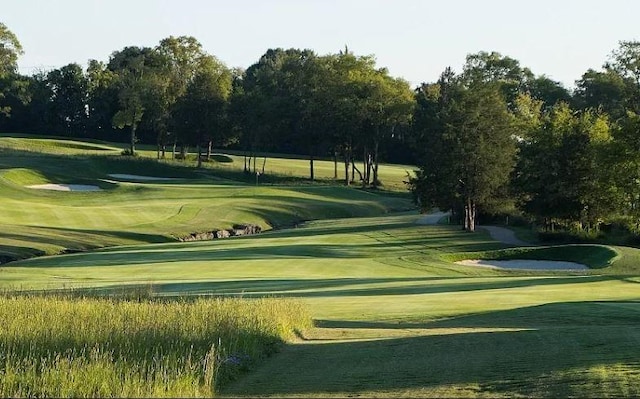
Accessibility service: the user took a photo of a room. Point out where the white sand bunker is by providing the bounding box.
[456,259,588,271]
[27,184,102,192]
[108,174,179,181]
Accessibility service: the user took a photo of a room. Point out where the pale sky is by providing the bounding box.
[3,0,640,89]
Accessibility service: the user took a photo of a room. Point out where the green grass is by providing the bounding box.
[0,137,413,262]
[0,294,310,397]
[442,244,619,269]
[1,134,640,397]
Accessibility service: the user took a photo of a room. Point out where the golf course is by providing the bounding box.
[0,135,639,397]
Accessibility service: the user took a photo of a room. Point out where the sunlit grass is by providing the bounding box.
[0,294,311,397]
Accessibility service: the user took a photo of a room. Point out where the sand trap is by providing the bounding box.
[456,259,588,271]
[27,184,102,192]
[108,174,179,181]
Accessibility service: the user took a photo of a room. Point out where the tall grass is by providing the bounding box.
[0,295,311,397]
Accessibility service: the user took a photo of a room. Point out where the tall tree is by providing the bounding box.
[410,74,516,231]
[574,69,629,119]
[462,51,533,107]
[46,63,88,136]
[109,46,165,155]
[0,22,23,117]
[86,60,118,139]
[173,55,232,168]
[153,36,206,158]
[514,102,617,229]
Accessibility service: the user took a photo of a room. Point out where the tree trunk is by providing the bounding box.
[161,144,166,159]
[156,142,161,159]
[344,152,350,186]
[207,140,212,161]
[464,198,476,232]
[363,147,369,185]
[333,150,338,180]
[196,143,202,168]
[172,140,177,159]
[310,155,315,181]
[129,123,136,155]
[352,159,363,182]
[372,140,380,188]
[261,156,267,174]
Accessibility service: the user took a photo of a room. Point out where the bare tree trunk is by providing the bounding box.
[352,160,363,182]
[363,147,369,185]
[244,153,248,173]
[464,198,476,232]
[333,150,338,180]
[129,123,136,155]
[206,140,212,161]
[161,144,166,159]
[156,142,161,159]
[196,143,202,168]
[310,155,315,181]
[372,140,380,188]
[172,140,177,159]
[261,156,267,174]
[344,152,350,186]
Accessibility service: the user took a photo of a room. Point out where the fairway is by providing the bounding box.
[0,136,639,397]
[4,213,640,397]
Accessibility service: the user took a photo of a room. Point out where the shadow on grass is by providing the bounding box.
[0,227,170,251]
[78,275,618,299]
[223,301,640,397]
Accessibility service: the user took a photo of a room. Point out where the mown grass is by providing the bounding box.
[0,139,413,262]
[0,294,311,397]
[2,135,640,397]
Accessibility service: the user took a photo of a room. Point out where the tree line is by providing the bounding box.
[410,43,640,234]
[0,24,414,187]
[2,22,640,234]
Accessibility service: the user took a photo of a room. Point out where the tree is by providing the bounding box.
[153,36,206,158]
[46,63,88,136]
[462,51,533,107]
[86,60,118,139]
[528,75,571,109]
[109,46,165,155]
[574,69,629,119]
[0,22,23,117]
[410,73,516,231]
[514,102,617,230]
[173,55,232,168]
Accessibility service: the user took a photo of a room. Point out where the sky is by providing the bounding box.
[3,0,640,89]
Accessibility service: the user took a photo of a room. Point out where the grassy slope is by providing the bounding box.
[4,214,640,397]
[0,136,412,261]
[2,135,640,397]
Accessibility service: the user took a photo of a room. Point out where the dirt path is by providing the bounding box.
[416,213,531,247]
[415,212,449,225]
[478,226,532,247]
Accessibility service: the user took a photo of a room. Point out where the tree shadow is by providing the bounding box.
[222,301,640,397]
[72,275,617,299]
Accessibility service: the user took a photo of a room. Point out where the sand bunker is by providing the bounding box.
[27,184,102,192]
[456,259,588,271]
[107,174,179,181]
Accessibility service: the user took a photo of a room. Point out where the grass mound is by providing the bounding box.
[0,294,311,397]
[0,136,119,154]
[444,244,619,269]
[0,168,50,186]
